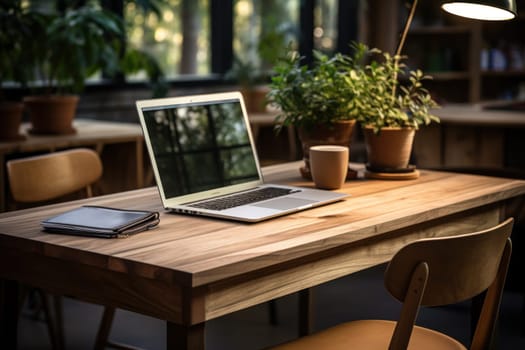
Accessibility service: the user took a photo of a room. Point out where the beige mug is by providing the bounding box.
[309,145,349,189]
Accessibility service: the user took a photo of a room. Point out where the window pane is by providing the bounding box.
[233,0,299,78]
[125,0,210,80]
[314,0,338,54]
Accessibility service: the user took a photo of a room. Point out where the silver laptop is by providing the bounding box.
[136,91,348,222]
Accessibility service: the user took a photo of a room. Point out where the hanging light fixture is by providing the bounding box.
[397,1,518,57]
[441,1,517,21]
[391,0,518,92]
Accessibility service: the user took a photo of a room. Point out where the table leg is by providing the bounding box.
[1,153,6,212]
[167,321,205,350]
[0,279,19,348]
[298,288,314,336]
[94,306,116,350]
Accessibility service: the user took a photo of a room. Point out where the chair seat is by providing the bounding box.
[271,320,467,350]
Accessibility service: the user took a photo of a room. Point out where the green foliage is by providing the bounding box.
[33,4,125,94]
[267,42,439,134]
[1,0,166,97]
[227,12,294,89]
[258,16,293,71]
[0,0,44,98]
[120,48,168,98]
[225,55,262,88]
[266,49,358,132]
[126,0,165,17]
[345,44,440,133]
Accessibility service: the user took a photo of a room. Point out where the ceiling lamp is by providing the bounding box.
[441,1,517,20]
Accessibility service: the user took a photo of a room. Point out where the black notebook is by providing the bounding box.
[42,205,160,238]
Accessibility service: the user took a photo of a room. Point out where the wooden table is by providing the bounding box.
[0,119,145,212]
[1,162,525,349]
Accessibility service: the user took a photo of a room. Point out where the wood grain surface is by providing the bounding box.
[1,162,525,326]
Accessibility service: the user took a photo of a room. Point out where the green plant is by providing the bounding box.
[225,54,262,89]
[119,47,168,98]
[226,14,294,89]
[20,0,165,96]
[266,49,357,132]
[0,0,43,100]
[345,43,440,133]
[24,2,124,95]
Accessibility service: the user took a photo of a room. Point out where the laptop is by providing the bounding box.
[136,91,348,222]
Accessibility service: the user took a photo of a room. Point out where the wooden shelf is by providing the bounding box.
[430,71,471,80]
[399,71,470,81]
[367,0,525,103]
[482,70,525,77]
[408,25,472,35]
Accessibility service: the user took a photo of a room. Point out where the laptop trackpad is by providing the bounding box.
[253,197,317,211]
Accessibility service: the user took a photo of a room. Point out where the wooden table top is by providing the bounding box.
[1,162,525,290]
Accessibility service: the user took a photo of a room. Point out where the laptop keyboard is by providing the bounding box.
[188,187,297,211]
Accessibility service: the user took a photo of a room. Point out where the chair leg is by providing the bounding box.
[94,306,116,350]
[298,288,314,336]
[52,295,65,350]
[26,288,42,320]
[36,289,63,350]
[1,279,20,349]
[522,293,525,335]
[268,299,278,325]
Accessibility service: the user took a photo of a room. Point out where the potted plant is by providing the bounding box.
[0,1,42,141]
[227,18,293,114]
[226,55,268,113]
[19,2,126,134]
[345,43,440,173]
[266,49,359,179]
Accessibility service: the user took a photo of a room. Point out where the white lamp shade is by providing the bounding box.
[441,1,517,20]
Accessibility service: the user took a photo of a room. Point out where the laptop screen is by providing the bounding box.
[140,98,260,199]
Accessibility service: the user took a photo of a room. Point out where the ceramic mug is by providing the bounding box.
[309,145,349,189]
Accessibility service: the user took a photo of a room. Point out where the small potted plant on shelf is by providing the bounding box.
[20,2,126,134]
[21,1,165,135]
[226,55,269,113]
[266,48,360,179]
[344,43,440,176]
[226,20,292,114]
[0,0,41,141]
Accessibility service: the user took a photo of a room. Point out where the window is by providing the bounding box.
[15,0,358,86]
[314,0,338,54]
[125,0,210,79]
[233,0,299,76]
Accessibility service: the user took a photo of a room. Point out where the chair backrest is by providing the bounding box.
[384,218,514,350]
[7,148,103,203]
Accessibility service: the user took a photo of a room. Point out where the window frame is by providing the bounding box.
[21,0,359,92]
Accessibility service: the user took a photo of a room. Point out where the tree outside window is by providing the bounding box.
[125,0,210,79]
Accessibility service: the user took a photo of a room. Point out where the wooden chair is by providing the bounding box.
[7,148,103,205]
[271,218,514,350]
[7,148,103,350]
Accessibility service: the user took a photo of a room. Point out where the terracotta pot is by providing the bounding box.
[0,102,25,141]
[298,120,356,179]
[363,126,415,170]
[242,86,270,113]
[23,95,79,135]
